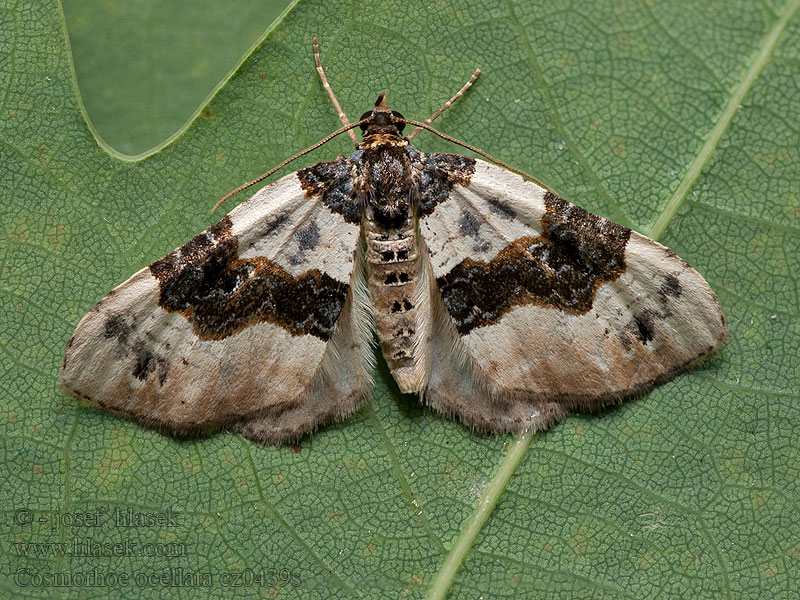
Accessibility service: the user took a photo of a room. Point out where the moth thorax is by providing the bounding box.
[363,145,413,225]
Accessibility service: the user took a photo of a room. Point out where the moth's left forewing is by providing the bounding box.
[60,169,374,444]
[420,159,728,434]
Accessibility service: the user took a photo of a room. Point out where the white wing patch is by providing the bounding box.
[234,175,358,282]
[420,159,728,434]
[421,161,544,277]
[59,172,372,445]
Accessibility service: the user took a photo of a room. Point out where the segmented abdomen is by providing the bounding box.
[364,215,422,384]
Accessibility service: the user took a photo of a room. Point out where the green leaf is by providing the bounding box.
[61,0,292,156]
[1,1,798,599]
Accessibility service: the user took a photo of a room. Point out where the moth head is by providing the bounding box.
[359,92,406,138]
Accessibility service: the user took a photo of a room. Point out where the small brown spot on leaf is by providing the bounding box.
[609,136,626,157]
[569,528,591,555]
[45,224,67,249]
[9,221,30,244]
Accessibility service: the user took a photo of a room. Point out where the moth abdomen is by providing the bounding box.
[364,215,429,391]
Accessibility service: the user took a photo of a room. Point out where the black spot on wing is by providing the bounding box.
[633,312,655,344]
[487,198,516,220]
[103,314,131,343]
[131,341,169,386]
[149,216,348,341]
[288,221,320,265]
[619,310,659,351]
[437,192,631,335]
[295,221,319,252]
[458,209,492,253]
[459,209,481,240]
[264,212,290,237]
[661,274,682,298]
[132,347,154,380]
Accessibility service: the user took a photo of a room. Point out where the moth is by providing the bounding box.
[60,38,728,445]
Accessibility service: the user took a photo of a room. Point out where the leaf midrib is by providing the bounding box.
[646,0,800,240]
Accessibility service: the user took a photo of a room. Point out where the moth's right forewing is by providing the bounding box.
[60,171,374,444]
[420,159,728,434]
